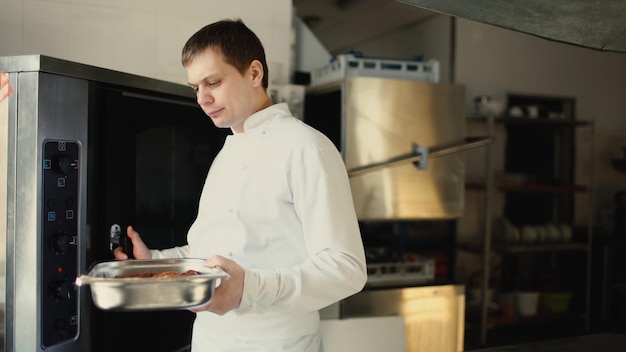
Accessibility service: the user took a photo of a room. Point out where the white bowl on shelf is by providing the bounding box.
[516,291,539,317]
[521,226,539,244]
[485,99,506,116]
[559,224,573,242]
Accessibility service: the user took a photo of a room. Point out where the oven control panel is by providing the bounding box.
[41,140,80,347]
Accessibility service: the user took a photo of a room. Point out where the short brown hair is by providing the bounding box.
[181,19,269,89]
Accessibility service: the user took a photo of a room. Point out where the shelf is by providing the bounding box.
[466,304,587,328]
[491,242,589,254]
[487,312,587,329]
[612,159,626,173]
[499,184,588,192]
[466,182,588,193]
[467,115,593,126]
[459,241,588,255]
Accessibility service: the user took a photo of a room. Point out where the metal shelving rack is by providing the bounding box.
[465,94,595,347]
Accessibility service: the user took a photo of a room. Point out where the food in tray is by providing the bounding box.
[115,269,200,279]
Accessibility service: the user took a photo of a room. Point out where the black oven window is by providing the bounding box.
[88,87,229,352]
[134,125,215,248]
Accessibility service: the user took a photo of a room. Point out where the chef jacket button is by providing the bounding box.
[228,208,234,213]
[261,131,266,135]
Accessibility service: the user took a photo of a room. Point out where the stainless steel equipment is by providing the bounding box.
[321,284,465,352]
[1,60,90,351]
[76,259,228,311]
[306,69,475,352]
[0,55,228,352]
[305,76,469,220]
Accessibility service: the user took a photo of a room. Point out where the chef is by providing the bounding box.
[114,18,367,352]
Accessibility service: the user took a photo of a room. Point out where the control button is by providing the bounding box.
[70,315,78,326]
[57,178,65,188]
[47,212,56,221]
[43,159,52,169]
[65,210,74,220]
[57,141,67,152]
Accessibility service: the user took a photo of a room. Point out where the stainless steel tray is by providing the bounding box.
[75,258,229,311]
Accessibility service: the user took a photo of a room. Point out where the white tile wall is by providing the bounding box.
[0,0,24,54]
[0,0,293,85]
[112,10,158,78]
[22,0,72,58]
[69,5,117,69]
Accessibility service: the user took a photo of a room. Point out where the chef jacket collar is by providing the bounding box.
[232,103,291,134]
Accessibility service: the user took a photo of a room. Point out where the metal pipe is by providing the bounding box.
[347,136,494,177]
[480,114,495,345]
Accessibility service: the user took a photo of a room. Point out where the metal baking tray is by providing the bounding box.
[75,258,229,311]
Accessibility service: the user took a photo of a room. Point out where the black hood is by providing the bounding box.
[398,0,626,52]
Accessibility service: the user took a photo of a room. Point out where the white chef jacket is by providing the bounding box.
[151,103,367,351]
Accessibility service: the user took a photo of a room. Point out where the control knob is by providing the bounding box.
[50,231,70,254]
[53,155,78,174]
[50,278,73,300]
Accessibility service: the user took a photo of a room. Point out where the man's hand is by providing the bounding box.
[112,226,152,260]
[190,255,244,315]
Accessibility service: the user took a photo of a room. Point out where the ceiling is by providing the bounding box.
[293,0,435,55]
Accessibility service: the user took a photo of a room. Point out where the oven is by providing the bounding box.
[0,55,228,352]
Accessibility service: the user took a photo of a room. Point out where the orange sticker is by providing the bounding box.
[1,72,13,102]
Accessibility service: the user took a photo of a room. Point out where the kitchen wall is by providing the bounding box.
[455,18,626,241]
[0,0,293,86]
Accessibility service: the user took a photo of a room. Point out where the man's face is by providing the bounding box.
[185,48,257,133]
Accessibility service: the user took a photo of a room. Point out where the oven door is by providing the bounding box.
[85,86,228,352]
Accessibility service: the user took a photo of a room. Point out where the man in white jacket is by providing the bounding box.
[113,19,367,351]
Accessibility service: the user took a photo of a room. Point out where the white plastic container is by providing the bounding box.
[309,54,440,87]
[516,291,540,317]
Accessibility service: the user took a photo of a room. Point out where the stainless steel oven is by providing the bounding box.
[0,55,228,352]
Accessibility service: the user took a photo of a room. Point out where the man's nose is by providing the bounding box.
[197,87,214,105]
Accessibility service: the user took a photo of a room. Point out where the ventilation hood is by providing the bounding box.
[398,0,626,52]
[295,0,626,54]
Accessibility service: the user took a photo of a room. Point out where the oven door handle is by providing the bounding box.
[109,224,134,259]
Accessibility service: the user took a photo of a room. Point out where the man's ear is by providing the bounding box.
[249,60,264,87]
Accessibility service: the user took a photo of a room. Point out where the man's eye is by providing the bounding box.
[208,80,220,87]
[192,87,199,93]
